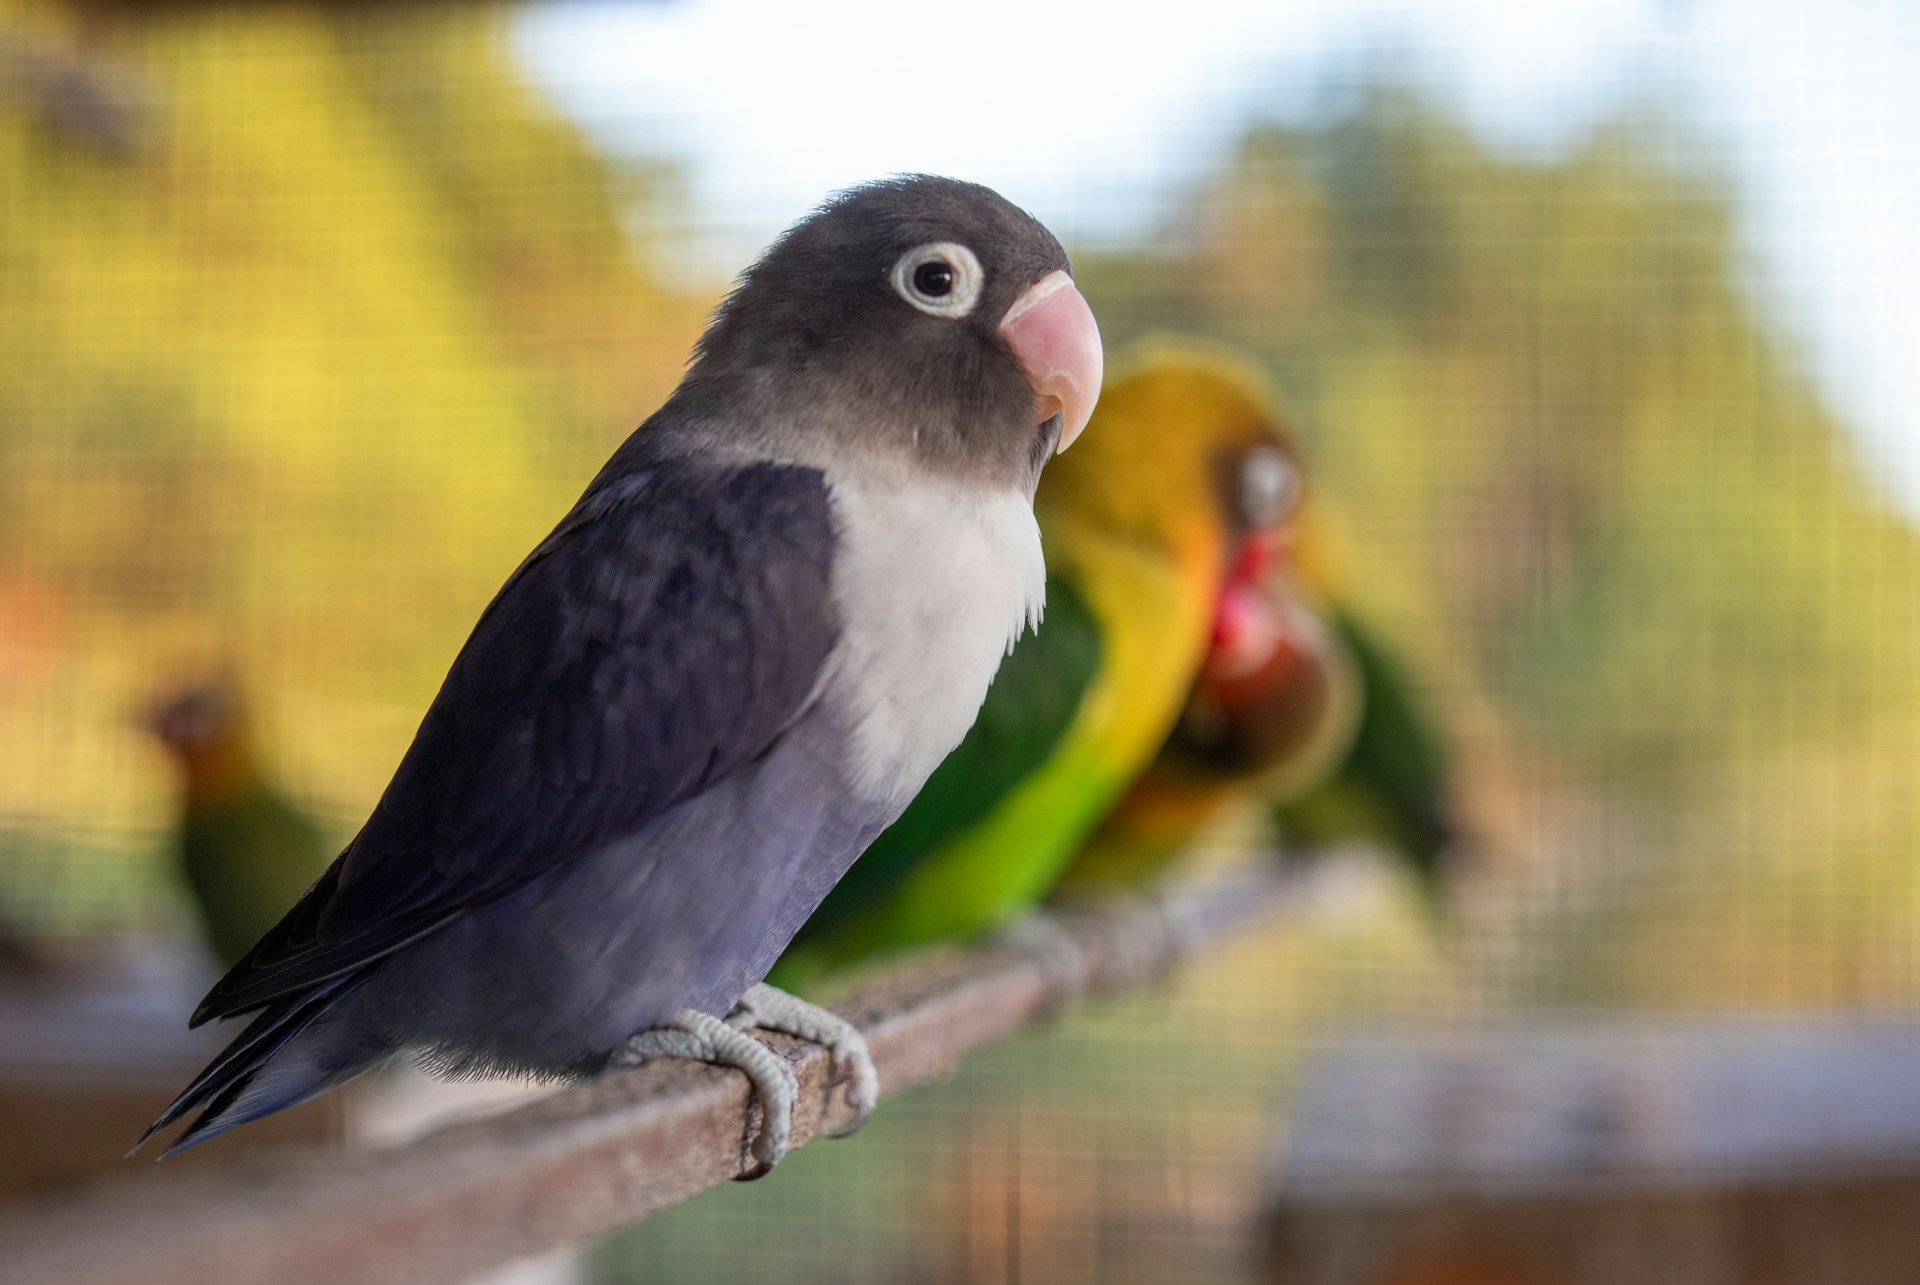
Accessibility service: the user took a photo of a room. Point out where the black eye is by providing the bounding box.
[913,261,954,298]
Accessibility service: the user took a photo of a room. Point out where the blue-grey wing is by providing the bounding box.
[193,457,841,1024]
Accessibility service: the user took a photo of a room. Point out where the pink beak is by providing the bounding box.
[998,270,1103,454]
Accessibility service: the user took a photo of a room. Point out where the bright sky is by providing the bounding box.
[517,0,1920,512]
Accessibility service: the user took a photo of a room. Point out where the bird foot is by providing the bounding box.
[615,1008,797,1178]
[994,910,1093,1011]
[726,983,878,1139]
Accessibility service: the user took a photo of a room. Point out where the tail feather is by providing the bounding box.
[134,972,376,1158]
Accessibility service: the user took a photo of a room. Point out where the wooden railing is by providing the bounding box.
[0,864,1332,1285]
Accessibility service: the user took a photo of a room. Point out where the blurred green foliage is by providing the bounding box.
[1087,90,1918,793]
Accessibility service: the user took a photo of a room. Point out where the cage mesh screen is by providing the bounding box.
[2,1,1917,1282]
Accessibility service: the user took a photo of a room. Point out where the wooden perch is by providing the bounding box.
[0,863,1332,1285]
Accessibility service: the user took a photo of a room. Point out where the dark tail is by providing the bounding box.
[133,972,380,1158]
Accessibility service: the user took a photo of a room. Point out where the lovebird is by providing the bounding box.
[774,344,1301,983]
[1055,370,1456,902]
[149,675,332,968]
[138,176,1104,1170]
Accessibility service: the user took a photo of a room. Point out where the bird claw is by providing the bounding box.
[617,1008,797,1176]
[726,984,879,1138]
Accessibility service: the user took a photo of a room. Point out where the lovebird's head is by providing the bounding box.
[148,672,263,807]
[687,175,1102,494]
[1037,340,1305,574]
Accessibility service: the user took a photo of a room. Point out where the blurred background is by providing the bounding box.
[3,0,1919,1282]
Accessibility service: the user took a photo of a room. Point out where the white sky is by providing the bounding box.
[517,0,1920,513]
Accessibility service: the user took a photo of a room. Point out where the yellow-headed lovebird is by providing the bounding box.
[149,676,333,969]
[774,343,1304,986]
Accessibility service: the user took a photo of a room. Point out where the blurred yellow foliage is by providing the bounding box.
[0,2,704,926]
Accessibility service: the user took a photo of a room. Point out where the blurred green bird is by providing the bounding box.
[773,343,1309,987]
[148,675,332,968]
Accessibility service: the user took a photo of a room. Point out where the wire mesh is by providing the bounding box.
[2,2,1918,1282]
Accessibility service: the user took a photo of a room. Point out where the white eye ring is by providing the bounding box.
[1241,446,1302,527]
[890,242,985,318]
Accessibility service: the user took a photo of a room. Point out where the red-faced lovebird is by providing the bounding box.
[137,176,1104,1172]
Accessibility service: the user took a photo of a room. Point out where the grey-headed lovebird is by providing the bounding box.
[138,176,1104,1172]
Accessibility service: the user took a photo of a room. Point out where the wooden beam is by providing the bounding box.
[0,864,1329,1285]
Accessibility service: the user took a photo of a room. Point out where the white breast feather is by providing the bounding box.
[825,476,1046,806]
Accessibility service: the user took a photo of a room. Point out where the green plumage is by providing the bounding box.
[774,580,1102,985]
[1273,607,1454,897]
[151,678,334,969]
[177,789,331,968]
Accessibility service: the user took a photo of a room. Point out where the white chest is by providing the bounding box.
[824,475,1046,807]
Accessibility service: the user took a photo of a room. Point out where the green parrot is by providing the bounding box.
[773,342,1307,987]
[1057,410,1457,906]
[148,675,332,968]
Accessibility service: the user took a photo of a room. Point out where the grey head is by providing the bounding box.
[674,175,1102,494]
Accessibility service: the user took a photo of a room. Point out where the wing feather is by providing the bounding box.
[194,458,840,1024]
